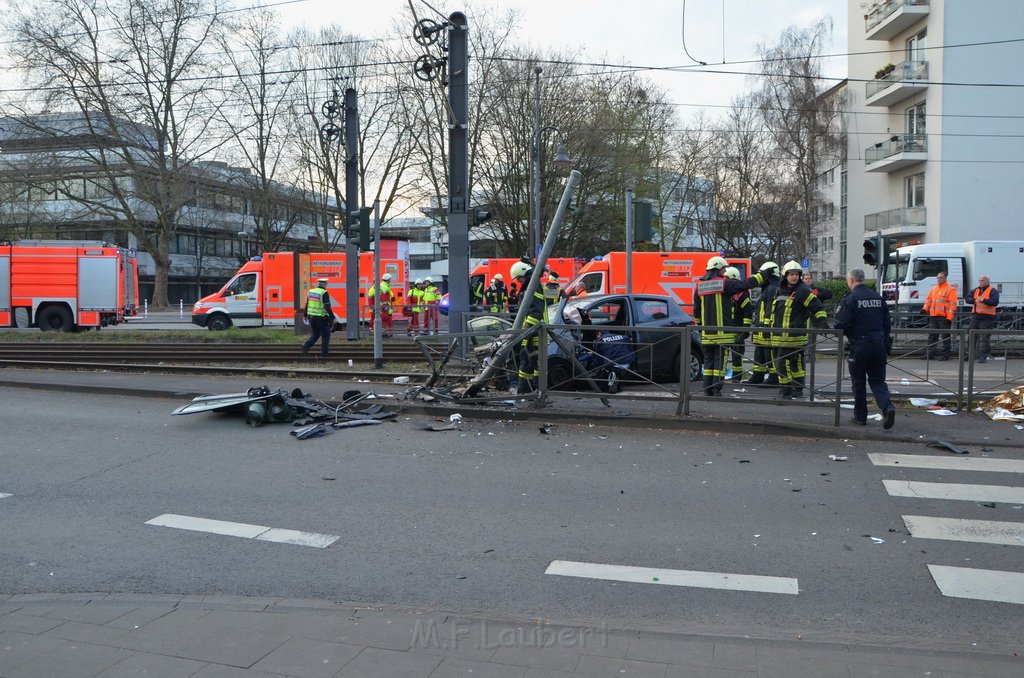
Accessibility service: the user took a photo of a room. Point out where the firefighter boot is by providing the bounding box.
[703,375,716,397]
[742,372,764,386]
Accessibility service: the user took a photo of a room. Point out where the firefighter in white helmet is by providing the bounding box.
[509,259,546,394]
[767,260,830,399]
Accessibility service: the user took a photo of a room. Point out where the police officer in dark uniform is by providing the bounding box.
[834,268,896,429]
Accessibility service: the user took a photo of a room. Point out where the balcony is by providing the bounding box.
[866,60,928,107]
[865,134,927,172]
[864,206,926,238]
[865,0,929,41]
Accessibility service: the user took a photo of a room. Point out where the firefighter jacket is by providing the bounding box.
[423,284,442,304]
[367,281,394,312]
[693,270,748,345]
[304,287,331,317]
[969,285,999,316]
[730,287,753,331]
[767,280,829,347]
[408,286,425,313]
[471,280,485,307]
[744,272,780,347]
[483,281,508,312]
[923,281,957,321]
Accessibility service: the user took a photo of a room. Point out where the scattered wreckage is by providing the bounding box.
[979,385,1024,422]
[172,385,397,438]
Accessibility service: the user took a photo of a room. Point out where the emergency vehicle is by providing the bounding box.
[0,240,138,331]
[192,251,408,330]
[566,251,752,314]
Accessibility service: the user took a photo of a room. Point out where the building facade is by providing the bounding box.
[845,0,1024,274]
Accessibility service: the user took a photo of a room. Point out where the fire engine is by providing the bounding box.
[566,251,752,314]
[0,240,138,331]
[191,251,408,330]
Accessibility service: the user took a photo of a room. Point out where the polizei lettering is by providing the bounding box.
[857,298,883,308]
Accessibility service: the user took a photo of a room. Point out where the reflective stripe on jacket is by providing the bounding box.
[923,282,957,321]
[306,288,329,317]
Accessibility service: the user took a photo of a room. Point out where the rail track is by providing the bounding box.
[0,342,446,378]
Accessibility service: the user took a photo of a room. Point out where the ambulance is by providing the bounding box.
[566,251,752,314]
[0,240,138,331]
[192,250,408,330]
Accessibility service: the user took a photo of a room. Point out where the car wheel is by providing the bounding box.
[207,314,231,331]
[672,346,703,383]
[547,359,574,390]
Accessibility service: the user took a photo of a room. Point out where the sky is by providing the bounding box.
[267,0,850,115]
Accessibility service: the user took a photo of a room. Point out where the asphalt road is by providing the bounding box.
[1,387,1022,648]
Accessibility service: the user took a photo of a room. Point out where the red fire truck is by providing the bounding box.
[191,251,408,330]
[0,240,138,331]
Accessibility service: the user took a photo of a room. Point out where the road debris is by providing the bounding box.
[828,455,848,462]
[926,440,969,455]
[412,420,461,432]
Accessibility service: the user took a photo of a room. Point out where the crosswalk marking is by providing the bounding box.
[868,453,1024,474]
[545,560,799,595]
[883,479,1024,504]
[902,515,1024,547]
[145,513,340,548]
[928,565,1024,606]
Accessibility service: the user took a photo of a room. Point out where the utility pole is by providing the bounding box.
[344,88,360,340]
[446,12,470,336]
[625,188,634,295]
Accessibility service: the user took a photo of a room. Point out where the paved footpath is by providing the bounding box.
[1,369,1022,676]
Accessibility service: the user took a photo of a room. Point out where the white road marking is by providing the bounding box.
[928,565,1024,605]
[902,515,1024,547]
[545,560,799,595]
[145,513,339,548]
[883,479,1024,504]
[0,493,11,499]
[868,453,1024,474]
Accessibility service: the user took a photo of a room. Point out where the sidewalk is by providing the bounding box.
[1,593,1020,677]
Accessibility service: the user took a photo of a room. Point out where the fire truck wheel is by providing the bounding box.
[207,314,232,331]
[37,305,74,332]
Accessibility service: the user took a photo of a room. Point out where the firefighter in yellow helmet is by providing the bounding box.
[768,260,830,398]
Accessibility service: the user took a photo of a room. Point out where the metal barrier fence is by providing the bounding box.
[413,323,1024,425]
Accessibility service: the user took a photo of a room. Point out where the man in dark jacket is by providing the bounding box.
[834,267,895,429]
[742,262,781,386]
[966,275,999,363]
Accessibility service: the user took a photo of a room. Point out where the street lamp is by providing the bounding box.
[531,66,572,258]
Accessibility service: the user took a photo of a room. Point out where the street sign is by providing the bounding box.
[801,258,810,269]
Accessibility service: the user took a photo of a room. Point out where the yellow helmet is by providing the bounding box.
[782,260,803,275]
[723,266,741,280]
[706,256,728,271]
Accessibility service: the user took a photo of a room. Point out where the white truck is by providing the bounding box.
[880,241,1024,321]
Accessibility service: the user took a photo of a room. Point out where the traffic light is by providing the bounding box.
[349,207,371,250]
[633,200,653,242]
[863,236,880,266]
[469,209,492,227]
[881,237,899,266]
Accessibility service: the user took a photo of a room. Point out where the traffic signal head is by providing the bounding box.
[349,207,371,250]
[863,236,880,266]
[469,209,492,226]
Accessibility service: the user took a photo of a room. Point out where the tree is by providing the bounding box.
[3,0,229,307]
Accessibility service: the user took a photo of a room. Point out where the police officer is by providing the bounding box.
[302,277,333,357]
[834,267,895,429]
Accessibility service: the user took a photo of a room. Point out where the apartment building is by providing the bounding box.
[845,0,1024,274]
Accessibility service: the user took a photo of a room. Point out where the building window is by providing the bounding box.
[906,29,927,62]
[905,173,925,207]
[906,102,926,136]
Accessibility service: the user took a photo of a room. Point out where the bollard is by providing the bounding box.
[144,299,148,318]
[179,300,184,318]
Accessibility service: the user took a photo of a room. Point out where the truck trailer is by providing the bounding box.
[0,240,138,331]
[192,251,408,330]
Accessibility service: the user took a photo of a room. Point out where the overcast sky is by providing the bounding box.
[270,0,849,114]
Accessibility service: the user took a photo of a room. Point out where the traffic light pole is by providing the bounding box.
[344,88,361,340]
[446,12,470,336]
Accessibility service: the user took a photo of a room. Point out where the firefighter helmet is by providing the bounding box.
[423,277,432,284]
[492,274,503,282]
[547,270,560,282]
[723,266,740,280]
[414,278,424,285]
[782,260,803,276]
[706,256,728,271]
[382,273,393,281]
[759,261,780,278]
[510,261,531,280]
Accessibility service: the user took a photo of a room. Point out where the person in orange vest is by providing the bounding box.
[966,274,999,363]
[922,271,958,360]
[367,273,395,338]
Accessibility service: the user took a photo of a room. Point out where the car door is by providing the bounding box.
[630,297,685,380]
[581,296,640,374]
[223,272,260,327]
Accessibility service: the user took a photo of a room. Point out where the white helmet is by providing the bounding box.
[423,277,432,284]
[510,261,531,279]
[382,273,392,281]
[782,260,803,275]
[706,256,728,271]
[492,274,503,282]
[414,278,424,285]
[723,266,740,280]
[759,261,780,278]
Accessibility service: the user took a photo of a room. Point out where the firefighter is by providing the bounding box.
[407,278,425,336]
[483,274,508,313]
[367,272,395,338]
[742,261,781,386]
[301,277,333,357]
[724,266,752,381]
[510,260,547,394]
[966,274,998,363]
[543,270,567,306]
[692,256,745,396]
[422,277,442,335]
[922,271,958,360]
[768,260,830,399]
[471,275,485,312]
